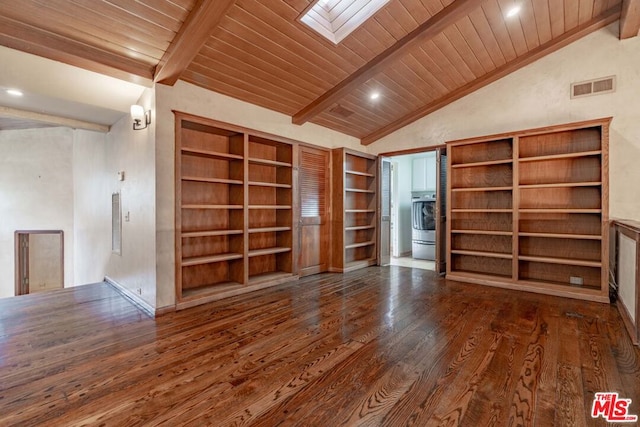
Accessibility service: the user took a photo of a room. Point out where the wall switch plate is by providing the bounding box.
[118,171,125,181]
[569,276,583,285]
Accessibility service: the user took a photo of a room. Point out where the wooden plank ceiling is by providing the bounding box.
[0,0,636,145]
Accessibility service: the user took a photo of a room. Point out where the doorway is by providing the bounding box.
[15,230,64,295]
[379,147,447,273]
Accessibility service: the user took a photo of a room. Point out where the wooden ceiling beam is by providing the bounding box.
[0,16,153,86]
[620,0,640,39]
[291,0,485,126]
[154,0,236,85]
[361,5,621,146]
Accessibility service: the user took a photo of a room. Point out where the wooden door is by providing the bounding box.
[379,157,391,266]
[298,145,330,276]
[435,148,447,274]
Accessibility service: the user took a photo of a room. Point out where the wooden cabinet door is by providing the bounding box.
[298,145,330,276]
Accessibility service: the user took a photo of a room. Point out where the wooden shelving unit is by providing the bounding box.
[446,119,610,303]
[175,113,298,308]
[448,137,514,281]
[247,135,294,286]
[331,148,378,272]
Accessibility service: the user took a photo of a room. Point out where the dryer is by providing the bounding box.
[411,194,436,260]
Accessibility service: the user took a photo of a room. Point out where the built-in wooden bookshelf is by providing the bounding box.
[447,118,611,303]
[175,113,298,309]
[331,148,378,272]
[449,138,514,281]
[247,135,294,286]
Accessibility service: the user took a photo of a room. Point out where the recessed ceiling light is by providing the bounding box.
[6,89,23,97]
[506,5,521,18]
[370,92,380,100]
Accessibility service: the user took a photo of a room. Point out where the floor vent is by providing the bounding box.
[571,76,616,99]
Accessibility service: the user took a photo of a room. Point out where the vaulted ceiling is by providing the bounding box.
[0,0,638,145]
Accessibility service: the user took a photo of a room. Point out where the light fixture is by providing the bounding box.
[506,5,521,18]
[6,89,23,97]
[130,104,151,130]
[370,91,380,101]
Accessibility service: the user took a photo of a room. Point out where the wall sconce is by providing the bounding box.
[130,104,151,130]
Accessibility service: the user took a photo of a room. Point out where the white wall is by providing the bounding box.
[0,127,75,298]
[104,88,157,309]
[367,23,640,222]
[392,156,413,256]
[73,129,111,285]
[0,127,118,298]
[154,81,362,308]
[0,116,156,305]
[157,81,362,152]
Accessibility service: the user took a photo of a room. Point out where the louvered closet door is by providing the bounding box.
[298,145,330,277]
[436,148,447,274]
[379,158,391,266]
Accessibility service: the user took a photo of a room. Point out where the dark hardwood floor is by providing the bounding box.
[0,266,638,426]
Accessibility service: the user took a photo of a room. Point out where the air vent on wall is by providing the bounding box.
[571,76,616,99]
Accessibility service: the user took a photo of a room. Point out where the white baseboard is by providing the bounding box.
[104,276,156,317]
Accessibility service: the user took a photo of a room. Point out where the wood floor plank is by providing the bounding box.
[507,314,547,426]
[605,302,640,420]
[532,307,560,426]
[377,303,499,424]
[252,292,477,425]
[0,267,638,426]
[395,312,502,425]
[424,331,503,426]
[555,364,587,427]
[42,273,413,425]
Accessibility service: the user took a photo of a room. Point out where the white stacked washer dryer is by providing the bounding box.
[411,193,436,260]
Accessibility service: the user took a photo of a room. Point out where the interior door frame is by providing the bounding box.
[14,230,64,296]
[378,145,447,270]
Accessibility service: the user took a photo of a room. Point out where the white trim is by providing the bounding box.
[104,276,155,317]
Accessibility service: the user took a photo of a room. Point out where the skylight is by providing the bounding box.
[300,0,390,44]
